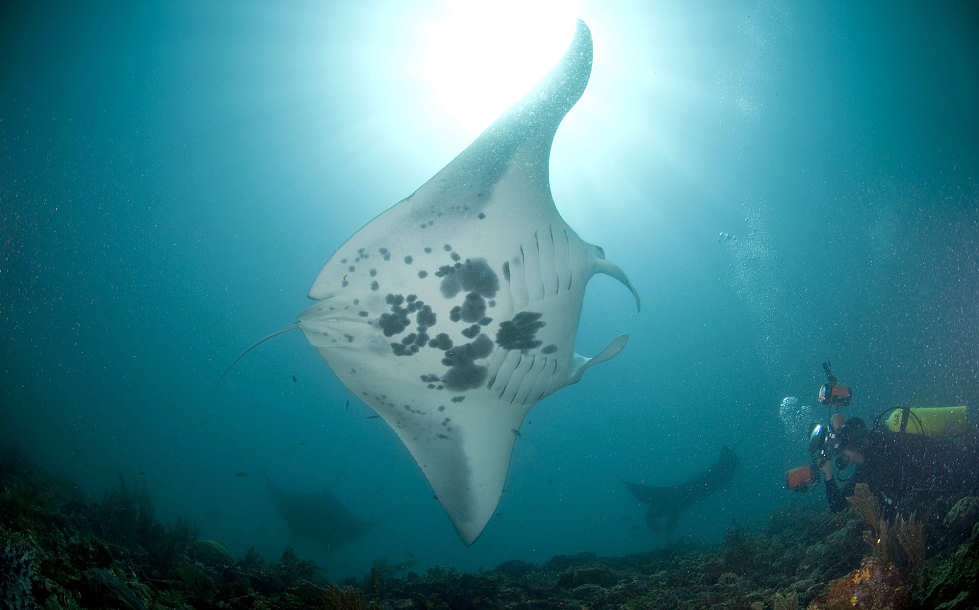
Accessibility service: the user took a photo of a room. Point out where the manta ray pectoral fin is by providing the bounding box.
[396,405,524,546]
[594,259,641,312]
[570,334,629,384]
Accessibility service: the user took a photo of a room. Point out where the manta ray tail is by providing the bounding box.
[221,324,299,378]
[623,480,682,531]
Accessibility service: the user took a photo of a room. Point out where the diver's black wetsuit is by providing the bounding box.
[826,430,979,513]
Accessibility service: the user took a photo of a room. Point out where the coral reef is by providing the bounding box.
[1,450,977,609]
[0,529,37,610]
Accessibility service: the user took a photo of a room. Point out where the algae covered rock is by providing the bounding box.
[918,524,979,609]
[190,539,232,568]
[943,496,979,544]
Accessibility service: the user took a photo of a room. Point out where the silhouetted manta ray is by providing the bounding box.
[235,20,639,546]
[266,480,370,552]
[624,446,739,532]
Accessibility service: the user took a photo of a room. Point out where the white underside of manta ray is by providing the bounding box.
[296,20,639,545]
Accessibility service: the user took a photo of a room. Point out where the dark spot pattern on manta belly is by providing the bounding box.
[404,256,413,264]
[418,270,428,278]
[371,281,379,291]
[478,212,485,219]
[424,247,432,253]
[497,312,545,351]
[451,396,465,403]
[428,333,452,350]
[461,325,480,339]
[438,258,499,300]
[417,305,436,327]
[379,294,410,337]
[461,292,486,322]
[541,344,557,354]
[441,334,493,391]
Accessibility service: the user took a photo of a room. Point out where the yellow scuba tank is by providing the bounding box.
[884,406,968,437]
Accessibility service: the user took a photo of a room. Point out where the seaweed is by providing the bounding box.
[894,512,925,569]
[846,482,892,564]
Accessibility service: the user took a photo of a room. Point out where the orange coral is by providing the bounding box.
[807,556,910,610]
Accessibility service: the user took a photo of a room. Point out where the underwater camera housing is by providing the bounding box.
[818,361,852,407]
[786,423,840,492]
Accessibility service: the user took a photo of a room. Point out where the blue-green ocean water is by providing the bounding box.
[2,1,977,579]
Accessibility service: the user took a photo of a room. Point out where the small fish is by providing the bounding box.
[292,375,297,383]
[235,471,248,478]
[511,428,521,437]
[366,414,380,420]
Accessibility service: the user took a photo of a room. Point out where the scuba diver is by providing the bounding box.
[787,363,979,515]
[815,415,979,513]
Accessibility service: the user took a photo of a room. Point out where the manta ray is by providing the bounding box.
[624,446,740,533]
[266,480,370,552]
[260,20,638,545]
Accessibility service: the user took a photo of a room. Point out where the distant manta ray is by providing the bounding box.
[231,20,639,545]
[624,446,739,532]
[266,480,370,552]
